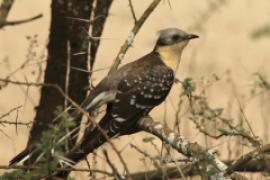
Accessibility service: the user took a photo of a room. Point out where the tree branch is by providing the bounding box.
[0,0,42,29]
[129,155,270,180]
[0,164,113,176]
[108,0,161,74]
[226,144,270,175]
[1,14,43,28]
[138,116,228,179]
[128,0,137,24]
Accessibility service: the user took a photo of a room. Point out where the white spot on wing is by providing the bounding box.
[126,81,131,87]
[109,125,116,133]
[85,92,106,110]
[115,117,126,122]
[144,94,152,98]
[130,99,135,105]
[113,121,120,129]
[135,103,146,109]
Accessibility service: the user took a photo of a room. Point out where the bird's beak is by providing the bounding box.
[186,34,199,40]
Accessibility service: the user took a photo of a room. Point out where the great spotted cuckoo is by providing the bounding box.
[10,28,198,169]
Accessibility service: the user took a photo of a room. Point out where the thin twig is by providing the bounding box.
[3,14,42,27]
[103,150,123,180]
[0,165,113,176]
[84,157,91,177]
[0,105,22,119]
[225,144,270,175]
[0,119,32,126]
[108,0,161,74]
[128,0,137,23]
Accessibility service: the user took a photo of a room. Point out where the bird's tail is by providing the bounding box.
[55,112,113,178]
[9,107,81,166]
[68,112,112,163]
[9,148,32,166]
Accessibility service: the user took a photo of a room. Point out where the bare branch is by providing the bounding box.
[108,0,161,74]
[0,164,113,176]
[128,0,137,23]
[2,14,43,27]
[0,119,32,126]
[138,116,228,179]
[0,105,21,119]
[226,144,270,175]
[0,0,42,29]
[103,149,123,180]
[129,155,270,180]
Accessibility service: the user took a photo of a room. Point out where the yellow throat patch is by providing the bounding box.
[156,41,189,71]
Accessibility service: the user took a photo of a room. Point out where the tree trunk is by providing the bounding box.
[27,0,93,158]
[27,0,69,148]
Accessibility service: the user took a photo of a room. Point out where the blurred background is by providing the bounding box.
[1,0,270,179]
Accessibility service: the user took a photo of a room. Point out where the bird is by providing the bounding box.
[10,28,198,173]
[57,27,198,169]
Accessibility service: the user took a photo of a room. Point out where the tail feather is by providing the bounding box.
[55,113,113,179]
[68,112,112,162]
[9,148,31,166]
[9,107,83,166]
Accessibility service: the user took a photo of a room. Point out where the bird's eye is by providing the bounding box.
[172,34,181,41]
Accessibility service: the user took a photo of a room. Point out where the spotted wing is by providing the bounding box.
[108,64,175,134]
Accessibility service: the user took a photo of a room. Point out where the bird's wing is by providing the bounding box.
[82,90,116,111]
[107,64,175,135]
[80,52,159,112]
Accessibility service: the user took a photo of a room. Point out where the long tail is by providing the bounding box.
[68,112,112,163]
[54,112,113,178]
[9,107,81,166]
[9,148,32,166]
[9,89,115,166]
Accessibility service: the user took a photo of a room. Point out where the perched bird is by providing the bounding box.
[10,28,198,172]
[59,28,199,166]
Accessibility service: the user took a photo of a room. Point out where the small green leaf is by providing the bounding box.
[142,136,155,143]
[251,24,270,39]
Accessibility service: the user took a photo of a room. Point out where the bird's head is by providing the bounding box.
[154,28,198,71]
[155,28,198,50]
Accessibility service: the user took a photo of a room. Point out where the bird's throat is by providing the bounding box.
[156,42,188,72]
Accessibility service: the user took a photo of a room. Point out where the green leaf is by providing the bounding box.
[142,136,155,143]
[251,24,270,39]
